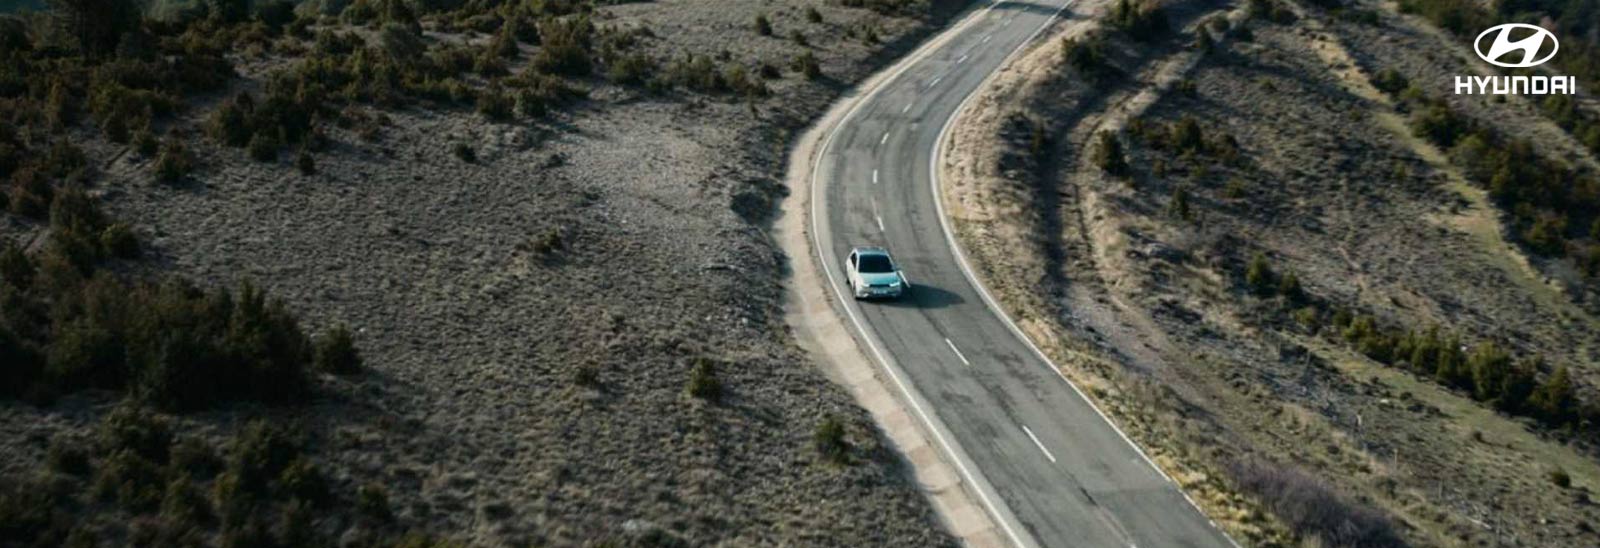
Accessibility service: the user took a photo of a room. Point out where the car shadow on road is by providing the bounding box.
[876,283,965,309]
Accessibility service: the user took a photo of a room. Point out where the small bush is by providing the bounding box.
[160,476,213,526]
[356,483,392,522]
[98,406,172,464]
[806,7,823,23]
[452,143,476,163]
[686,358,722,402]
[573,365,599,387]
[754,14,773,36]
[790,30,808,47]
[1372,68,1409,95]
[100,223,140,259]
[296,148,316,175]
[247,133,279,162]
[1092,130,1128,176]
[1168,186,1193,221]
[133,129,159,157]
[813,415,849,465]
[475,88,513,121]
[1551,468,1572,489]
[94,449,165,512]
[1111,0,1170,40]
[277,457,329,505]
[47,435,92,476]
[314,324,361,375]
[169,437,221,479]
[1245,252,1275,295]
[794,52,821,80]
[153,137,192,183]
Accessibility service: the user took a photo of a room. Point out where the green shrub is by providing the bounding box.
[475,88,513,121]
[207,94,255,148]
[790,30,808,47]
[46,435,92,476]
[686,358,722,402]
[813,415,848,465]
[100,223,140,259]
[1245,253,1274,295]
[277,457,329,506]
[160,476,213,526]
[1168,186,1192,221]
[247,133,279,162]
[94,449,165,512]
[134,129,159,157]
[1550,468,1572,488]
[98,405,173,463]
[314,324,361,375]
[153,137,192,183]
[573,365,599,387]
[755,14,773,36]
[228,421,301,496]
[452,143,475,163]
[169,436,221,479]
[533,17,594,76]
[356,483,392,522]
[806,7,823,23]
[607,52,657,85]
[1277,271,1302,301]
[794,51,821,80]
[296,148,316,175]
[1092,130,1128,176]
[1062,37,1110,80]
[1111,0,1169,40]
[1372,68,1409,95]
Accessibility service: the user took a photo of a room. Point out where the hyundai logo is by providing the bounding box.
[1474,24,1558,68]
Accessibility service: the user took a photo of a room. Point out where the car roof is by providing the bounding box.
[851,246,890,256]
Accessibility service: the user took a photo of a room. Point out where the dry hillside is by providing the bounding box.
[944,0,1600,545]
[1,0,970,546]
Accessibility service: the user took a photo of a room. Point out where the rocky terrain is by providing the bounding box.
[943,0,1600,545]
[1,1,971,545]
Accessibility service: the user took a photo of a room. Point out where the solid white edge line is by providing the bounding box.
[944,338,972,366]
[1021,425,1058,464]
[806,5,1046,548]
[924,3,1241,546]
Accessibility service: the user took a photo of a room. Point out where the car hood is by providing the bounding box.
[860,271,902,286]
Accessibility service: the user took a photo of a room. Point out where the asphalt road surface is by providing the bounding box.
[808,1,1238,547]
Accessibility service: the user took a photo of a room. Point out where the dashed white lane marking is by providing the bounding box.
[944,338,971,366]
[880,131,890,145]
[876,215,885,232]
[928,75,943,87]
[1021,426,1058,464]
[872,169,879,184]
[872,199,885,232]
[902,102,913,114]
[983,34,993,43]
[958,54,969,64]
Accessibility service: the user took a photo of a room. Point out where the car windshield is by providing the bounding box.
[858,254,894,273]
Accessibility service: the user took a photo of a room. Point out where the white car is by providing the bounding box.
[845,246,910,300]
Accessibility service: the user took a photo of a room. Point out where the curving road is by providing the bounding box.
[807,1,1237,547]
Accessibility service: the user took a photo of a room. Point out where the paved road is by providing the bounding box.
[808,1,1237,547]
